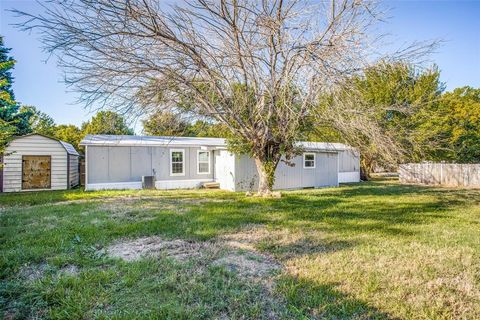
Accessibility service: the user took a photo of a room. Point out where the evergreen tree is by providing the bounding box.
[0,36,32,155]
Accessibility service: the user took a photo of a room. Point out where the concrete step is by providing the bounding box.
[203,182,220,189]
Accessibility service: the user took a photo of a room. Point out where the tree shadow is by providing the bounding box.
[277,276,396,319]
[91,180,478,243]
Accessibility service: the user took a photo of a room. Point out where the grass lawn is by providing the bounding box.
[1,179,479,319]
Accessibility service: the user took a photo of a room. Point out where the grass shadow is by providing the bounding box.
[277,275,395,319]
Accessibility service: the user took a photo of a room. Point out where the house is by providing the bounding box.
[0,134,80,192]
[80,135,360,191]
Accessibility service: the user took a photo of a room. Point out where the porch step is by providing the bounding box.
[203,182,220,189]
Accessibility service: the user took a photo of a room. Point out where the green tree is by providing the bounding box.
[53,124,83,151]
[20,105,56,136]
[419,87,480,162]
[314,62,444,179]
[0,36,31,155]
[142,110,231,138]
[142,111,192,136]
[82,111,134,135]
[357,63,443,175]
[188,120,231,138]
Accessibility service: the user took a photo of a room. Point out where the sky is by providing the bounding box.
[1,0,479,129]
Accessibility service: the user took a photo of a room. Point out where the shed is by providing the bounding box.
[0,134,80,192]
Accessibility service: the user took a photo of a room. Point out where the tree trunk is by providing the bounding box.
[360,166,370,181]
[360,157,375,181]
[254,158,278,196]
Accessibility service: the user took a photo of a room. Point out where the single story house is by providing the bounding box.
[0,134,80,192]
[80,135,360,191]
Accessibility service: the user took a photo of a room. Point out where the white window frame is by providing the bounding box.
[197,150,211,175]
[303,152,316,169]
[170,149,185,176]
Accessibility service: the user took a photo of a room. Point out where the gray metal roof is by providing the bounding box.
[80,134,353,152]
[80,135,226,147]
[298,141,354,152]
[59,141,80,156]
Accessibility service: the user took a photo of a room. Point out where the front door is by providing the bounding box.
[22,155,51,190]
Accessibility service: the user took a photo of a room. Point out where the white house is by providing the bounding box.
[0,134,80,192]
[80,135,360,191]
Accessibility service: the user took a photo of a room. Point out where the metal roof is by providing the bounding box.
[298,141,354,152]
[11,133,80,156]
[59,141,80,156]
[80,135,226,147]
[80,134,354,152]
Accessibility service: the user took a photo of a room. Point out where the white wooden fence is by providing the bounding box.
[399,163,480,187]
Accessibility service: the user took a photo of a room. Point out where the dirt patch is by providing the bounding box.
[220,225,304,251]
[18,263,81,282]
[59,264,80,276]
[18,263,52,282]
[105,232,286,315]
[212,252,280,278]
[106,231,282,281]
[107,236,208,262]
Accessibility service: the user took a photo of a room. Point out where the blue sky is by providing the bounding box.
[1,0,479,129]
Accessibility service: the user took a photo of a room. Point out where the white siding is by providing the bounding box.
[86,146,215,185]
[233,152,339,192]
[338,150,360,173]
[2,135,68,192]
[337,150,360,183]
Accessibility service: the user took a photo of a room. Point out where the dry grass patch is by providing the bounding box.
[212,253,280,278]
[106,228,285,281]
[219,225,304,251]
[18,263,80,282]
[107,236,209,262]
[18,263,51,282]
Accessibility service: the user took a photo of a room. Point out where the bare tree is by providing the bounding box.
[14,0,435,195]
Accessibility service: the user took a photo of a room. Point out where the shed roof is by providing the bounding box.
[10,134,80,156]
[59,140,80,156]
[80,134,353,152]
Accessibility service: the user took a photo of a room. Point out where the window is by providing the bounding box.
[303,153,316,168]
[170,149,185,176]
[197,150,210,174]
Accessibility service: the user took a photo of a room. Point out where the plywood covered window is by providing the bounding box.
[197,150,210,174]
[303,153,316,168]
[170,149,185,176]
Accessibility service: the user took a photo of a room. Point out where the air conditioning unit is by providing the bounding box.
[142,176,155,189]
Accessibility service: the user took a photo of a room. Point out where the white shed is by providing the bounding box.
[0,134,80,192]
